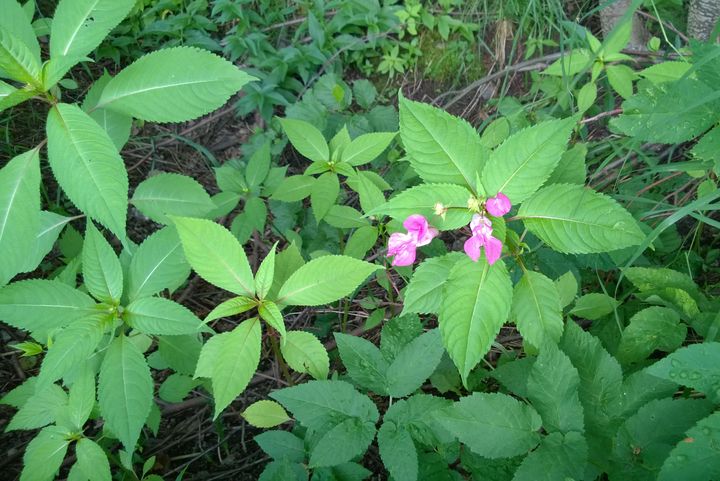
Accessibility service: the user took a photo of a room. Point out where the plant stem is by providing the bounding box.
[268,328,293,386]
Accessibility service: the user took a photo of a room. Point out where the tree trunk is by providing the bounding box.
[688,0,720,41]
[599,0,648,50]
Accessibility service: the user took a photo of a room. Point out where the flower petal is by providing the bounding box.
[417,226,439,247]
[484,236,503,265]
[403,214,429,241]
[388,232,413,255]
[470,214,492,237]
[391,244,417,266]
[463,235,484,262]
[486,192,512,217]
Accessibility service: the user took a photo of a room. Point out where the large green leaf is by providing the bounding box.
[0,26,41,86]
[341,132,396,166]
[279,118,329,163]
[527,344,584,433]
[98,334,153,452]
[194,318,261,418]
[377,421,417,481]
[0,80,35,111]
[6,382,67,431]
[615,307,686,365]
[37,318,104,385]
[280,330,329,380]
[658,412,720,481]
[97,47,256,122]
[386,329,444,397]
[367,183,472,231]
[335,332,389,393]
[310,417,376,468]
[511,271,563,347]
[20,211,73,275]
[0,148,40,286]
[439,257,512,383]
[513,432,588,481]
[402,253,463,315]
[46,103,128,240]
[47,0,135,86]
[646,342,720,401]
[0,279,97,332]
[434,392,542,458]
[131,173,215,224]
[482,117,575,203]
[82,72,132,150]
[0,0,41,64]
[19,426,71,481]
[173,216,255,297]
[82,221,123,302]
[277,255,382,306]
[310,172,339,222]
[75,438,111,481]
[517,184,644,253]
[255,430,306,462]
[399,94,487,188]
[125,226,190,302]
[124,297,201,335]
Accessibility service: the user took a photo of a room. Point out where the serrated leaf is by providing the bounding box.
[270,175,315,202]
[527,344,584,433]
[0,148,40,286]
[82,221,123,302]
[47,0,135,86]
[517,184,644,253]
[131,173,215,224]
[434,392,541,458]
[97,47,255,122]
[543,49,593,76]
[607,64,635,99]
[310,172,339,221]
[439,257,512,383]
[570,293,618,319]
[66,365,96,430]
[158,373,198,402]
[246,142,271,188]
[258,300,286,338]
[158,335,201,376]
[658,411,720,481]
[0,26,41,85]
[399,94,487,187]
[377,422,417,481]
[125,226,190,302]
[344,225,378,259]
[19,426,70,481]
[173,216,254,297]
[324,205,368,228]
[639,61,692,84]
[511,271,563,347]
[646,342,720,401]
[204,296,256,323]
[267,242,304,300]
[402,253,463,315]
[82,72,132,150]
[255,244,276,299]
[98,334,153,452]
[0,279,97,332]
[76,438,111,481]
[482,117,575,204]
[616,307,686,365]
[335,332,388,393]
[124,297,201,335]
[0,0,41,64]
[194,318,261,418]
[512,432,588,481]
[386,329,444,398]
[242,400,290,428]
[368,183,472,231]
[624,266,704,304]
[277,255,382,306]
[279,118,329,163]
[281,330,329,380]
[21,211,73,275]
[310,417,376,468]
[547,143,587,185]
[37,318,104,385]
[255,430,306,462]
[7,383,67,431]
[341,132,396,166]
[46,103,128,240]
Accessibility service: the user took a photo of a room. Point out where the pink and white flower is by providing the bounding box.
[387,215,438,266]
[463,214,503,265]
[485,192,512,217]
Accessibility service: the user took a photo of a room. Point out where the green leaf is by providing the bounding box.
[255,244,277,299]
[377,422,417,481]
[480,117,510,149]
[82,221,123,302]
[280,330,329,380]
[344,225,378,259]
[607,64,635,99]
[173,216,255,297]
[658,412,720,481]
[0,26,41,85]
[386,329,444,397]
[125,226,190,302]
[267,242,304,300]
[310,417,376,468]
[368,183,472,231]
[0,0,41,64]
[204,296,256,323]
[511,271,563,347]
[19,426,71,481]
[158,373,198,402]
[270,175,315,202]
[646,343,720,401]
[543,49,593,76]
[158,335,201,376]
[0,81,35,112]
[335,332,389,393]
[355,171,385,214]
[527,344,584,433]
[310,172,339,221]
[616,307,686,365]
[638,61,692,84]
[341,132,396,166]
[76,438,111,481]
[242,400,290,428]
[513,432,588,481]
[547,143,587,185]
[612,368,678,420]
[124,297,201,335]
[246,142,271,188]
[258,300,286,338]
[324,205,368,229]
[570,293,618,320]
[482,117,575,204]
[82,72,133,150]
[439,257,513,383]
[270,380,379,429]
[255,430,306,462]
[37,318,104,385]
[279,118,329,163]
[97,47,255,122]
[47,0,135,86]
[611,398,713,481]
[21,212,71,276]
[194,318,261,418]
[623,266,704,304]
[399,94,487,188]
[577,81,597,112]
[131,173,215,224]
[0,148,40,286]
[277,255,382,306]
[517,184,644,253]
[65,365,96,430]
[435,392,542,458]
[46,103,128,240]
[0,279,97,332]
[402,253,463,315]
[7,382,67,431]
[98,334,153,452]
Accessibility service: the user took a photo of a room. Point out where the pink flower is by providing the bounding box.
[463,214,503,265]
[485,192,512,217]
[387,215,438,266]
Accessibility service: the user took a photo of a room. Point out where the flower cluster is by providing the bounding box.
[387,192,512,267]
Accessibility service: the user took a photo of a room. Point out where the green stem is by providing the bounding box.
[268,328,293,386]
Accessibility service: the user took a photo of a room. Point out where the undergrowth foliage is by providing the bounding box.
[2,0,720,480]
